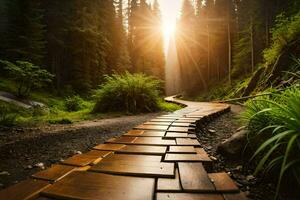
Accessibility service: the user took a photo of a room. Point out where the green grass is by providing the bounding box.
[241,86,300,197]
[158,100,183,112]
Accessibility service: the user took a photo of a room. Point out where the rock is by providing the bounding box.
[0,171,10,176]
[74,151,82,155]
[34,163,45,169]
[246,175,255,182]
[217,129,248,159]
[210,156,217,161]
[26,165,33,169]
[208,129,216,133]
[234,165,243,171]
[206,146,213,150]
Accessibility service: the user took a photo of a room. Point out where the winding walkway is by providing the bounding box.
[0,97,247,200]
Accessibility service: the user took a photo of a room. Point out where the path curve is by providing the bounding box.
[0,98,248,200]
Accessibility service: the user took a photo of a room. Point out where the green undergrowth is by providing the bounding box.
[241,86,300,197]
[0,74,182,126]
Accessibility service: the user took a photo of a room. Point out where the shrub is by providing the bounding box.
[0,102,17,126]
[263,12,300,66]
[0,60,54,97]
[93,72,162,113]
[241,86,300,197]
[65,95,84,112]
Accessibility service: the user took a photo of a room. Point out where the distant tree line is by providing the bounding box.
[0,0,165,93]
[176,0,300,94]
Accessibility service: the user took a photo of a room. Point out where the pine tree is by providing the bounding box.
[5,0,46,66]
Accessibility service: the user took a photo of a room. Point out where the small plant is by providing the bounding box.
[0,102,17,126]
[241,86,300,197]
[49,118,73,124]
[65,95,84,112]
[0,60,54,97]
[93,72,162,113]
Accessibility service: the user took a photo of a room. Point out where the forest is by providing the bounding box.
[0,0,300,199]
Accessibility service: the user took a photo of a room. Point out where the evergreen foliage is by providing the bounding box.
[0,60,54,97]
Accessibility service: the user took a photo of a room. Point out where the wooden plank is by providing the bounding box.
[168,127,192,133]
[178,162,215,192]
[84,150,112,157]
[103,154,162,162]
[151,119,175,122]
[89,160,175,178]
[42,171,155,200]
[116,145,167,155]
[156,117,179,119]
[93,144,125,151]
[133,137,176,146]
[106,136,137,144]
[157,169,181,191]
[134,125,169,131]
[124,130,165,137]
[157,193,224,200]
[195,148,212,162]
[223,193,248,200]
[124,130,144,136]
[61,151,111,167]
[168,146,196,154]
[165,154,211,162]
[32,165,75,182]
[144,122,171,126]
[165,132,189,138]
[0,179,50,200]
[208,173,239,192]
[176,138,201,146]
[171,122,191,127]
[187,134,197,139]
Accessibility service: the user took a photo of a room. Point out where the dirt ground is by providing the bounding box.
[0,113,162,189]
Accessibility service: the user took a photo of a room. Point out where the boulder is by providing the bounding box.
[217,128,248,159]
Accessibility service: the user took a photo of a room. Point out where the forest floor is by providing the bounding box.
[0,112,161,189]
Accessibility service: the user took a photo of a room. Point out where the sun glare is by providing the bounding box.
[149,0,182,52]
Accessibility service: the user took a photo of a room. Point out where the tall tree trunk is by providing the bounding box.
[250,17,254,73]
[207,24,211,79]
[227,21,232,85]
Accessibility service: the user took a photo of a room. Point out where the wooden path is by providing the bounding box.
[0,97,248,200]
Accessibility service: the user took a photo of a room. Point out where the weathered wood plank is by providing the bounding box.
[42,171,155,200]
[176,138,201,146]
[168,146,196,154]
[157,193,223,200]
[116,145,167,155]
[168,127,192,133]
[124,130,165,137]
[223,193,248,200]
[32,165,75,182]
[89,160,175,178]
[61,151,111,167]
[208,173,239,192]
[134,125,169,131]
[133,137,176,146]
[157,169,181,191]
[165,153,211,162]
[178,162,215,192]
[0,179,50,200]
[93,144,125,151]
[106,136,137,144]
[195,148,212,162]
